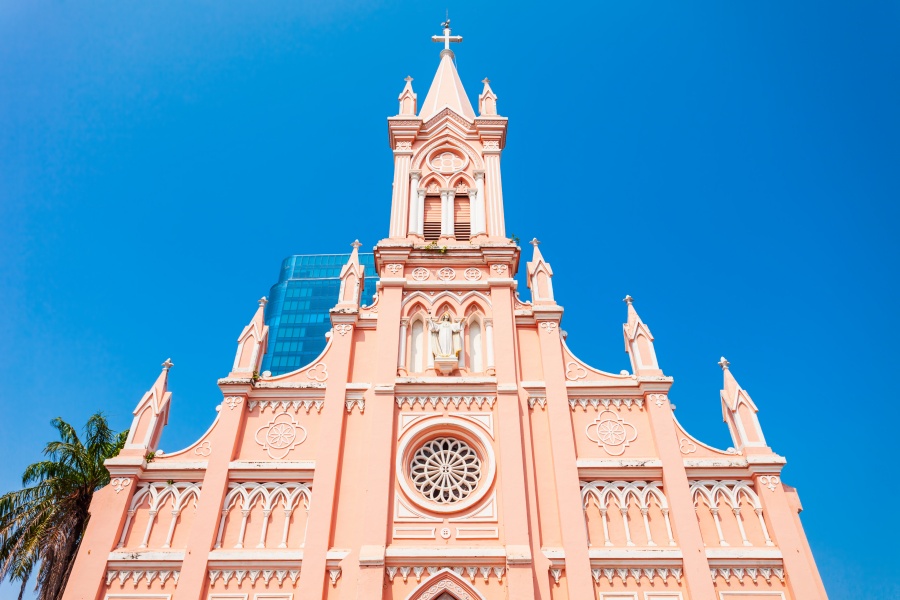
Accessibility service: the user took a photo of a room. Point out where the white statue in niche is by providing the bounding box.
[429,313,462,358]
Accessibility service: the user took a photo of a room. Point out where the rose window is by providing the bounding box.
[430,151,465,173]
[409,437,481,504]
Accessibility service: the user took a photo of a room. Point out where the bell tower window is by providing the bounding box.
[423,195,442,241]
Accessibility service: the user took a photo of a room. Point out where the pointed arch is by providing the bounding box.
[404,568,486,600]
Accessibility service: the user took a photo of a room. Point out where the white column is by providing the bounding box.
[389,153,412,238]
[398,320,408,370]
[407,171,421,235]
[447,190,455,238]
[416,189,425,235]
[484,153,505,237]
[473,171,486,235]
[484,319,495,370]
[440,190,449,238]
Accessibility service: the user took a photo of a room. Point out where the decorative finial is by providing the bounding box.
[530,238,540,247]
[258,297,268,307]
[351,239,362,249]
[623,295,633,304]
[162,358,174,370]
[405,75,413,83]
[482,77,491,85]
[718,356,730,370]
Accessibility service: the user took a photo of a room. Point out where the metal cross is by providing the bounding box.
[432,19,462,50]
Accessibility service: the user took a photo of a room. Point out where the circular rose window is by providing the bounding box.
[409,437,481,504]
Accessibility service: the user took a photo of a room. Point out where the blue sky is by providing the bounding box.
[1,1,898,598]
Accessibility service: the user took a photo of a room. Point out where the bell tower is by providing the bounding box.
[387,21,508,244]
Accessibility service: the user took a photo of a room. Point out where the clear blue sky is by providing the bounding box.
[1,2,897,598]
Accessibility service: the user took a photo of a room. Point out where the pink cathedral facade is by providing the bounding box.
[63,25,827,600]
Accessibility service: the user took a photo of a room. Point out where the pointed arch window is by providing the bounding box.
[454,194,471,241]
[410,319,425,373]
[468,320,483,373]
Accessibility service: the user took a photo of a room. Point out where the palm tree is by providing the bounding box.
[0,413,127,600]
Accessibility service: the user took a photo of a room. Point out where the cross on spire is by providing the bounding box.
[432,19,463,51]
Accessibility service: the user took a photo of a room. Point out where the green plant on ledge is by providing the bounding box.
[423,241,448,253]
[145,451,156,463]
[508,233,521,245]
[251,370,260,382]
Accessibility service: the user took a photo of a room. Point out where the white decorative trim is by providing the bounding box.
[346,398,365,413]
[568,398,644,411]
[249,400,324,413]
[208,569,300,586]
[224,396,243,410]
[305,363,328,382]
[254,413,308,460]
[412,267,430,281]
[328,568,342,586]
[565,362,587,381]
[111,478,131,494]
[581,481,676,547]
[386,565,503,583]
[215,482,311,550]
[711,566,784,583]
[549,567,563,585]
[527,396,547,410]
[649,394,668,407]
[118,482,201,549]
[386,263,403,275]
[334,324,353,336]
[691,480,774,547]
[679,438,697,454]
[758,475,780,492]
[591,567,682,584]
[395,395,495,410]
[193,441,212,457]
[490,264,507,276]
[464,268,482,281]
[105,570,180,587]
[585,410,638,456]
[539,321,558,334]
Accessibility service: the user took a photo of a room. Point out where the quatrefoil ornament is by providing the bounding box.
[586,409,638,456]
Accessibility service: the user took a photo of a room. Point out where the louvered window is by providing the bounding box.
[423,195,442,241]
[454,197,471,241]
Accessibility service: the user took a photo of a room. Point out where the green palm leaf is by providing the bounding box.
[0,413,127,600]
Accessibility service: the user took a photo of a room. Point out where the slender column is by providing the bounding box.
[354,283,405,598]
[440,189,456,238]
[296,316,356,598]
[641,507,656,546]
[139,510,157,548]
[398,319,408,371]
[440,190,449,237]
[662,508,676,545]
[279,508,293,548]
[734,507,751,546]
[407,171,421,235]
[256,509,271,547]
[389,152,412,238]
[162,509,179,548]
[468,188,480,236]
[416,189,425,235]
[488,283,535,597]
[534,312,595,597]
[643,390,717,598]
[483,153,505,237]
[711,506,728,546]
[235,509,250,547]
[620,506,634,546]
[171,392,247,599]
[600,508,612,546]
[473,171,486,235]
[752,474,828,598]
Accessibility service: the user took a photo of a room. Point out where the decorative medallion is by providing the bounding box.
[410,437,481,504]
[306,363,328,382]
[412,267,430,281]
[586,410,638,456]
[386,263,403,275]
[224,396,243,410]
[254,412,307,460]
[464,268,482,281]
[437,267,456,281]
[334,324,352,336]
[565,361,587,381]
[490,264,507,276]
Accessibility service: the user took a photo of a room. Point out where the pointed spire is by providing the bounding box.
[336,240,365,308]
[230,297,269,376]
[526,239,556,304]
[420,23,475,122]
[622,296,662,375]
[479,77,498,116]
[398,76,417,116]
[718,359,768,451]
[120,359,175,454]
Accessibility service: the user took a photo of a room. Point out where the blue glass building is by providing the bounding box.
[261,253,378,375]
